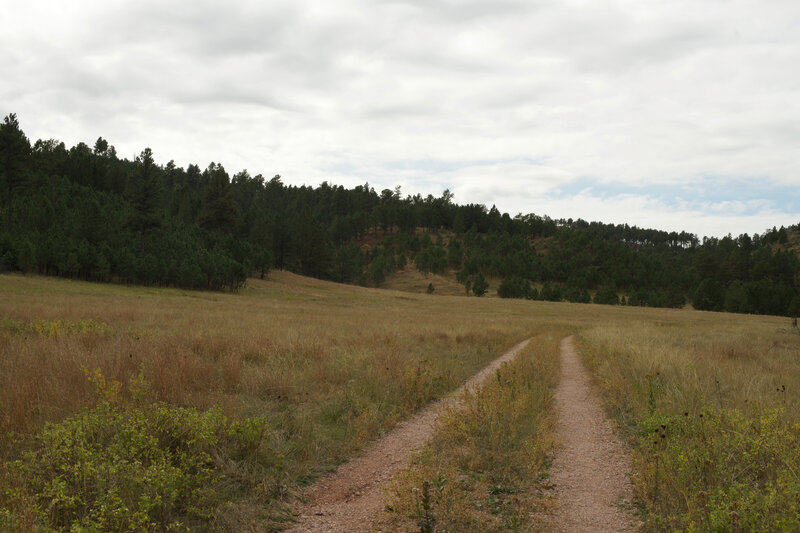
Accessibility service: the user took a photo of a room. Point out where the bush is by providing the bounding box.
[15,238,36,273]
[787,295,800,318]
[646,290,666,308]
[563,285,590,303]
[593,285,619,305]
[693,278,724,311]
[539,283,562,302]
[628,288,648,307]
[663,287,686,309]
[0,370,272,532]
[497,277,533,299]
[472,273,489,297]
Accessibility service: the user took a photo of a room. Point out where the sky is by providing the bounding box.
[2,0,799,238]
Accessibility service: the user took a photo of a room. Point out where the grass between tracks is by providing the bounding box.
[578,317,800,532]
[375,333,561,533]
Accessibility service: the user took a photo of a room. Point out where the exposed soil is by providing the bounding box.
[546,336,640,532]
[285,338,532,532]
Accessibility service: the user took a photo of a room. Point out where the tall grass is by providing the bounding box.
[578,315,800,531]
[5,271,796,530]
[0,272,560,530]
[377,333,561,532]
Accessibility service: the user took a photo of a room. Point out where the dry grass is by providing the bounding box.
[577,312,800,531]
[3,271,798,530]
[8,272,787,449]
[577,315,800,424]
[375,334,561,532]
[382,263,469,296]
[0,272,522,448]
[0,271,568,529]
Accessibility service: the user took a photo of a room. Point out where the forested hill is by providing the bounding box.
[1,113,799,316]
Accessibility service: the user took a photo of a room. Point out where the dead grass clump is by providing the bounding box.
[146,340,216,400]
[0,334,100,437]
[455,331,477,344]
[220,351,243,392]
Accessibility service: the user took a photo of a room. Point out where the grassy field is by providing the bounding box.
[578,317,800,531]
[1,272,798,531]
[0,271,570,530]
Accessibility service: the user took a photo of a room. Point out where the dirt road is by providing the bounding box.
[286,338,531,532]
[546,336,640,532]
[287,336,640,532]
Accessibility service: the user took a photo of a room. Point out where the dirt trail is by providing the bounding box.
[286,338,531,533]
[547,336,640,532]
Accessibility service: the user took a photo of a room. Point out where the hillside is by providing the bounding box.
[1,113,799,316]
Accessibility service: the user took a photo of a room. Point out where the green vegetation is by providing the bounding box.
[497,276,534,299]
[2,113,799,315]
[0,316,109,336]
[578,321,800,531]
[3,369,275,532]
[377,335,560,532]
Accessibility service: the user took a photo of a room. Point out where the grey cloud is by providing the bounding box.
[3,0,799,237]
[385,0,535,23]
[100,1,300,56]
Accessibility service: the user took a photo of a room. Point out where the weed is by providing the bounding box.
[416,480,436,533]
[1,316,109,337]
[646,372,658,413]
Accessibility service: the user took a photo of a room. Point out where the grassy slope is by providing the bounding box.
[382,263,474,296]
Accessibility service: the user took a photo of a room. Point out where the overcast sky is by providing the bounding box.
[3,0,799,238]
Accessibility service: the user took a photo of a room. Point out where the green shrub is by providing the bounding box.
[1,370,273,532]
[472,273,489,297]
[593,284,619,305]
[693,278,724,311]
[496,276,533,299]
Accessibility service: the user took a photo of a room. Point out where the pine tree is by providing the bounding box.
[126,148,162,253]
[198,163,239,233]
[0,113,31,233]
[472,273,488,296]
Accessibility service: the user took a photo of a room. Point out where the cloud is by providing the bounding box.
[511,185,797,238]
[2,0,799,238]
[500,190,798,238]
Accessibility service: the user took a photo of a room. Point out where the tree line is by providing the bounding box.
[1,113,798,316]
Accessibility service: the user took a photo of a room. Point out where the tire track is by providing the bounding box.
[286,338,531,532]
[547,336,640,532]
